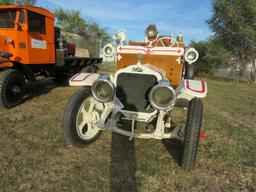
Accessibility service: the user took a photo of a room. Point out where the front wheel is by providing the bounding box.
[181,98,203,171]
[63,87,103,148]
[0,69,26,109]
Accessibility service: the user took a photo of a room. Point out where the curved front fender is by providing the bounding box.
[176,79,207,101]
[69,72,100,86]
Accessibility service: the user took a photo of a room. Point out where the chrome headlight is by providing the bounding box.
[92,75,115,103]
[103,43,114,57]
[6,37,13,44]
[184,48,199,64]
[145,24,158,38]
[149,80,176,111]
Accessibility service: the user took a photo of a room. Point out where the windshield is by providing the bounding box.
[0,10,17,28]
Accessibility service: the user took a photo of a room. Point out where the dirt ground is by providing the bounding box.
[0,74,256,191]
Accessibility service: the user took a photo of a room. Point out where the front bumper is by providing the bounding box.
[0,59,13,68]
[0,59,10,64]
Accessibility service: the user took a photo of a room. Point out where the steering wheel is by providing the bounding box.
[155,36,177,47]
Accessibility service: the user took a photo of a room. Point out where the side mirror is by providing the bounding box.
[20,23,28,31]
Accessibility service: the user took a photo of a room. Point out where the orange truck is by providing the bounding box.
[0,5,102,108]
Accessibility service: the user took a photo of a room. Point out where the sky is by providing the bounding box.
[37,0,213,44]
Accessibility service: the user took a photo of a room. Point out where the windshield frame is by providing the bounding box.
[0,10,17,29]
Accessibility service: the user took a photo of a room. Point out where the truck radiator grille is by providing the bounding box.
[116,73,157,113]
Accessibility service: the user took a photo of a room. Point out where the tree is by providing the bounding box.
[208,0,256,82]
[0,0,36,5]
[87,21,111,46]
[190,40,209,75]
[0,0,13,5]
[54,8,110,44]
[54,8,87,37]
[190,37,230,76]
[54,8,111,57]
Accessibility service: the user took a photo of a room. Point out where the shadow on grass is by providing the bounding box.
[110,119,138,192]
[23,78,68,102]
[162,138,183,167]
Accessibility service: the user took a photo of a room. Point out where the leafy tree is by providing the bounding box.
[87,21,111,46]
[204,37,231,72]
[54,8,110,43]
[0,0,13,5]
[54,8,87,37]
[0,0,36,5]
[190,37,230,75]
[208,0,256,81]
[17,0,36,5]
[190,40,209,74]
[54,8,111,57]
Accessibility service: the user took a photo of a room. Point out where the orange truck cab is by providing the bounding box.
[0,6,55,66]
[0,6,102,109]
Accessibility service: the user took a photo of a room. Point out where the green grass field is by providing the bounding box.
[0,73,255,191]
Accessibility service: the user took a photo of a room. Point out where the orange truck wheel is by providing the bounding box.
[0,69,26,108]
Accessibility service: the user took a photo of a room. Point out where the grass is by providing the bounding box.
[0,73,256,191]
[98,62,116,74]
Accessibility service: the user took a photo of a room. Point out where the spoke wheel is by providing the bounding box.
[63,87,103,148]
[76,97,100,140]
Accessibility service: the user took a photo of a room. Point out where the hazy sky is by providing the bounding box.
[37,0,213,43]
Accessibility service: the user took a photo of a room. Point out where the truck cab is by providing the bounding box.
[0,6,55,66]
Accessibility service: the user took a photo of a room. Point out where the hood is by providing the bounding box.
[114,63,164,85]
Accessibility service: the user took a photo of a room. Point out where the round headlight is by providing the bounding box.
[103,44,114,57]
[6,37,13,44]
[149,80,176,111]
[184,48,199,64]
[92,76,115,103]
[145,24,158,38]
[187,52,197,60]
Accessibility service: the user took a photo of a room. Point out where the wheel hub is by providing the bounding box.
[91,112,99,124]
[76,99,101,140]
[12,85,22,95]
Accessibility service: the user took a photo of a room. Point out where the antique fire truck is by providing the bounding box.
[63,25,207,171]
